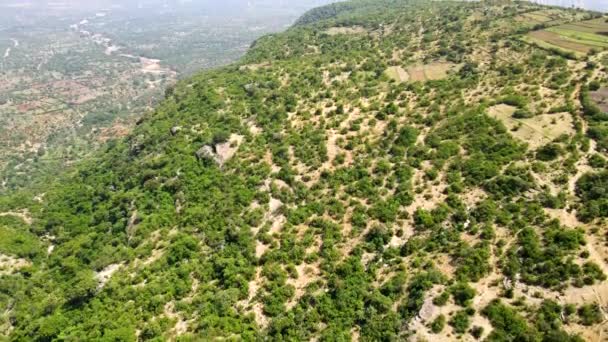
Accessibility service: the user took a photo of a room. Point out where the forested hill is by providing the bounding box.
[2,0,608,340]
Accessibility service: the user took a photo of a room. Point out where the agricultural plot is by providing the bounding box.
[514,9,575,26]
[524,17,608,57]
[488,104,574,149]
[385,62,456,83]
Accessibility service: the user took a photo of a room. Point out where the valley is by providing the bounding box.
[0,0,336,192]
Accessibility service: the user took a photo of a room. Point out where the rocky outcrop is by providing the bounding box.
[195,134,243,166]
[196,145,221,165]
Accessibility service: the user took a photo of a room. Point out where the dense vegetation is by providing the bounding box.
[1,0,608,340]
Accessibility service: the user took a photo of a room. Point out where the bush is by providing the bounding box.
[576,171,608,221]
[512,109,534,119]
[536,143,563,161]
[433,292,449,306]
[578,303,603,326]
[498,94,529,108]
[483,300,540,341]
[451,282,476,306]
[449,310,471,334]
[470,326,484,339]
[431,314,446,333]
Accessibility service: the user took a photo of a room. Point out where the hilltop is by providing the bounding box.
[2,0,608,340]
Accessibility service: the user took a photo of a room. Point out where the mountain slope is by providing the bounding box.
[2,0,608,340]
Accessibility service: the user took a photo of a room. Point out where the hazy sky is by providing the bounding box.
[529,0,607,11]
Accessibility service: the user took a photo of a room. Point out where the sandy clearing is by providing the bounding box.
[0,210,32,225]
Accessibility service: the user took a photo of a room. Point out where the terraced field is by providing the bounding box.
[515,9,578,26]
[524,17,608,57]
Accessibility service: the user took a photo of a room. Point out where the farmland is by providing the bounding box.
[524,17,608,57]
[514,9,585,27]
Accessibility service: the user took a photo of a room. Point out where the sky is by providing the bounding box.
[529,0,607,12]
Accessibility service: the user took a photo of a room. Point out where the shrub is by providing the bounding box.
[431,314,446,333]
[536,143,563,161]
[512,109,534,119]
[449,310,471,334]
[451,282,476,306]
[578,303,603,326]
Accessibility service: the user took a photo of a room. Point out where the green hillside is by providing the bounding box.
[1,0,608,340]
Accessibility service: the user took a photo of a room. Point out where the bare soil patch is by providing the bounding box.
[590,87,608,113]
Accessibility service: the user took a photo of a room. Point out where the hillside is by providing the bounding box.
[2,0,608,340]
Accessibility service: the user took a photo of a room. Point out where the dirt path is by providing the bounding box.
[3,39,18,59]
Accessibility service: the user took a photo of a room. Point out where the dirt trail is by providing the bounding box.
[3,39,18,59]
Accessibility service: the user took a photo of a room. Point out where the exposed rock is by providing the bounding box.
[215,134,243,165]
[196,134,243,166]
[195,145,220,164]
[129,134,145,155]
[95,263,121,290]
[0,254,31,275]
[170,126,182,135]
[244,83,256,96]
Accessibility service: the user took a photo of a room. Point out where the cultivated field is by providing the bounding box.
[524,17,608,57]
[514,9,576,26]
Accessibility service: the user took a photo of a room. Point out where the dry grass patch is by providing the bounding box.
[385,66,409,82]
[324,26,367,36]
[488,104,574,149]
[239,62,271,71]
[385,63,456,83]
